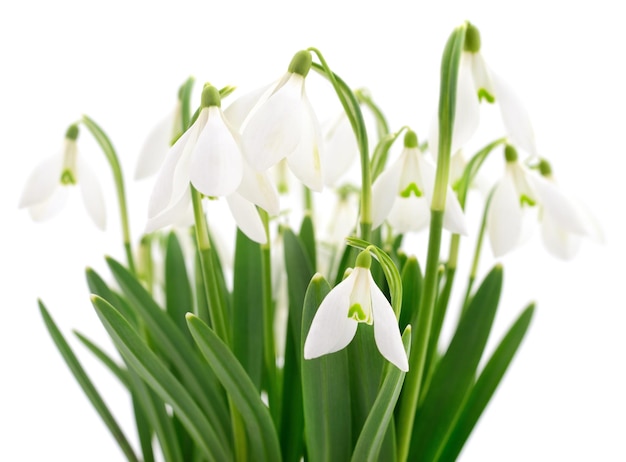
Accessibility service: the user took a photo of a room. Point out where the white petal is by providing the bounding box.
[541,210,582,259]
[322,113,358,186]
[371,155,404,229]
[487,173,524,257]
[492,72,537,157]
[28,186,68,222]
[387,196,430,233]
[78,156,106,230]
[242,74,305,171]
[304,272,359,359]
[530,174,589,235]
[237,161,280,215]
[145,186,191,234]
[470,52,495,99]
[226,193,267,244]
[286,94,324,191]
[370,274,408,371]
[135,114,174,180]
[224,83,273,131]
[189,107,244,197]
[19,153,63,208]
[148,113,203,218]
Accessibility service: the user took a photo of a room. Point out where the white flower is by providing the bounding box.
[322,112,358,186]
[19,124,106,230]
[429,23,537,160]
[531,160,602,259]
[134,101,182,180]
[233,50,324,191]
[487,146,538,257]
[371,131,468,235]
[304,251,408,371]
[146,85,278,244]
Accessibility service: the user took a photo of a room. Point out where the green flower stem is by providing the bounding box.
[190,188,229,345]
[259,209,279,422]
[309,52,372,241]
[138,234,154,295]
[355,88,390,139]
[396,23,466,462]
[81,115,136,274]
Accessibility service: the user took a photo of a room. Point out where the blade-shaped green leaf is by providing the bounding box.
[352,327,412,462]
[186,313,282,462]
[86,266,137,326]
[102,259,230,439]
[301,274,352,462]
[74,330,130,389]
[92,295,231,462]
[400,256,422,332]
[299,214,317,272]
[232,229,263,390]
[409,265,503,461]
[165,231,194,340]
[38,300,140,462]
[437,304,535,462]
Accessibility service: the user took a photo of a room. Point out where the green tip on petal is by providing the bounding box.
[201,84,221,108]
[348,303,371,323]
[538,159,552,177]
[355,249,372,269]
[464,22,481,53]
[65,124,79,141]
[504,144,518,163]
[404,130,418,148]
[288,50,312,77]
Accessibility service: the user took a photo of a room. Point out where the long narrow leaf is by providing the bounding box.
[301,274,352,462]
[38,300,140,462]
[437,304,535,461]
[186,314,282,462]
[165,231,194,340]
[409,265,503,461]
[352,327,412,462]
[92,295,231,462]
[74,330,130,389]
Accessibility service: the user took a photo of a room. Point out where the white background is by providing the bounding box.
[1,1,624,461]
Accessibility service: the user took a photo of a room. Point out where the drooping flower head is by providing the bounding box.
[146,84,278,243]
[19,124,106,230]
[371,130,468,235]
[236,50,325,191]
[487,145,538,257]
[304,250,408,371]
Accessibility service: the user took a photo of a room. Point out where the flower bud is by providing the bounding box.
[288,50,312,77]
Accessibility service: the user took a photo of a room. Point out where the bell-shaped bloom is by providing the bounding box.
[134,101,182,180]
[233,50,325,191]
[429,23,537,161]
[147,85,278,244]
[371,131,468,235]
[19,125,106,230]
[530,160,602,259]
[322,112,358,186]
[304,251,408,371]
[487,146,538,257]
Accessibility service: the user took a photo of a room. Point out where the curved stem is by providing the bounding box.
[81,115,136,274]
[309,53,371,241]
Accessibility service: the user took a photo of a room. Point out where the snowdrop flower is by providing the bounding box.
[146,85,278,244]
[371,130,468,235]
[134,98,182,180]
[531,159,602,259]
[19,124,106,230]
[429,22,537,160]
[304,250,408,371]
[322,112,358,186]
[236,50,325,191]
[487,145,538,257]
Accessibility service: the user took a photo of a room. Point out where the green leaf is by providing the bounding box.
[299,214,317,272]
[92,295,231,461]
[74,330,130,389]
[408,265,503,461]
[352,327,412,462]
[103,258,230,442]
[232,229,264,390]
[86,267,137,326]
[301,274,352,462]
[437,304,535,461]
[186,313,282,462]
[399,256,422,332]
[38,300,140,462]
[165,231,194,340]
